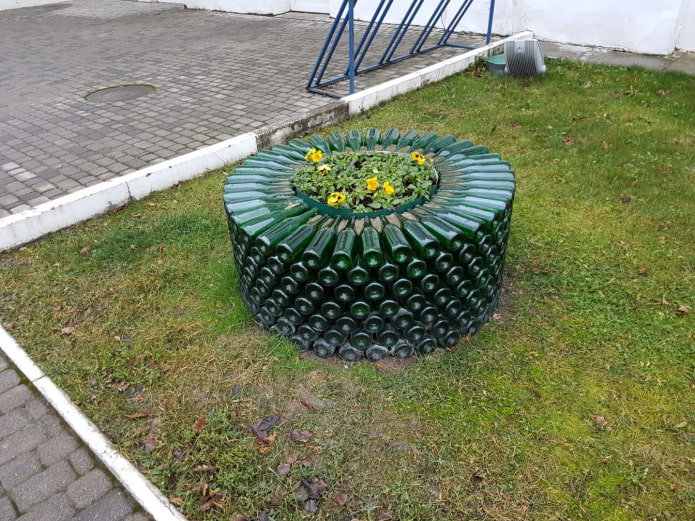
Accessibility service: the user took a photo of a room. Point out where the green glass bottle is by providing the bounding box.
[405,293,427,313]
[280,275,300,295]
[431,318,449,338]
[283,306,304,325]
[363,281,386,301]
[377,325,399,347]
[289,261,311,282]
[338,343,362,362]
[318,265,340,286]
[313,337,337,358]
[417,305,439,326]
[392,341,414,358]
[276,223,317,263]
[297,324,320,342]
[378,299,399,317]
[391,278,413,299]
[438,328,460,348]
[382,224,413,264]
[377,261,400,283]
[273,317,296,337]
[347,256,370,286]
[455,280,473,299]
[351,329,372,349]
[254,210,318,256]
[402,220,441,260]
[405,257,427,279]
[405,323,427,344]
[270,289,290,308]
[320,300,342,320]
[290,334,311,352]
[334,284,356,304]
[363,313,385,333]
[336,315,358,334]
[324,327,347,347]
[433,251,454,273]
[350,300,371,320]
[445,266,465,287]
[361,226,384,269]
[302,227,336,269]
[420,273,440,294]
[305,282,325,302]
[308,313,330,331]
[417,337,437,355]
[267,256,285,277]
[332,228,357,270]
[365,344,389,361]
[294,295,316,315]
[433,287,452,308]
[392,308,414,330]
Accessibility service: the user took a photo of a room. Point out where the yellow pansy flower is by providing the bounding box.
[372,168,379,174]
[411,151,425,165]
[383,181,395,195]
[327,192,346,207]
[305,148,323,163]
[366,176,379,191]
[318,164,332,175]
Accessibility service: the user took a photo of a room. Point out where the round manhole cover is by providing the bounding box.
[85,84,155,103]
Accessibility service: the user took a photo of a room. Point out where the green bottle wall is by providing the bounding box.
[223,129,515,361]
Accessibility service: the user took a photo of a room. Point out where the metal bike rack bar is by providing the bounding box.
[307,0,497,98]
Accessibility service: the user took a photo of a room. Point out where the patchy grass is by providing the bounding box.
[1,59,694,521]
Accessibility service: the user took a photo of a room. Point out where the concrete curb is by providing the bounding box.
[0,325,187,521]
[0,31,532,253]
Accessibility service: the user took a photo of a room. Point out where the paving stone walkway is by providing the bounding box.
[0,0,482,217]
[0,353,151,521]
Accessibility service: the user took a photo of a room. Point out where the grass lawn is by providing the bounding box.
[1,59,694,521]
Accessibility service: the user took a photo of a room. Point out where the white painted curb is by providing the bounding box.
[0,133,258,252]
[0,325,186,521]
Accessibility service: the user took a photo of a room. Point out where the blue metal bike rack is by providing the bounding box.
[307,0,496,98]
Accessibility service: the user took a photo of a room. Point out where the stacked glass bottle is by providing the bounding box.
[223,129,515,361]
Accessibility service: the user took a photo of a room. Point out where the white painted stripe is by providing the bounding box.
[0,324,186,521]
[0,132,258,252]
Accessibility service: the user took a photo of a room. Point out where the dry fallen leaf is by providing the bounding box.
[333,493,348,506]
[80,246,91,255]
[197,492,224,512]
[677,306,690,314]
[589,414,612,431]
[60,326,75,335]
[290,430,312,443]
[170,497,184,507]
[194,464,219,474]
[194,416,207,435]
[277,463,291,476]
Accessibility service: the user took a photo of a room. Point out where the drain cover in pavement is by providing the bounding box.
[85,84,155,103]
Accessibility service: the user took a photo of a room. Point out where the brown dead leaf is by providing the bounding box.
[620,195,632,203]
[60,326,75,335]
[80,246,91,255]
[638,268,648,275]
[113,382,128,392]
[124,412,151,419]
[601,141,609,151]
[143,438,160,453]
[333,493,348,506]
[589,414,612,431]
[194,416,207,435]
[170,497,184,507]
[656,90,669,96]
[285,452,299,465]
[290,430,312,443]
[250,414,280,442]
[277,463,291,476]
[301,456,314,467]
[563,136,574,145]
[677,306,691,314]
[194,464,219,474]
[197,492,224,512]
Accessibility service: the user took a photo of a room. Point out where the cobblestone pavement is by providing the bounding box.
[0,352,151,521]
[0,0,483,217]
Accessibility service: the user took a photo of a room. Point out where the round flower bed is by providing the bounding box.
[223,129,515,361]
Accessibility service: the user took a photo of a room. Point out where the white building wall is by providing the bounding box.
[328,0,694,54]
